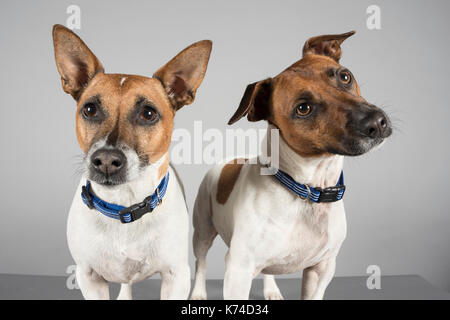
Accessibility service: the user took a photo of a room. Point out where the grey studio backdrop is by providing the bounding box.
[1,0,450,293]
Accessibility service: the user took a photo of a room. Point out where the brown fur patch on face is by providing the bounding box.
[157,154,170,180]
[216,158,248,205]
[76,73,174,162]
[269,55,366,157]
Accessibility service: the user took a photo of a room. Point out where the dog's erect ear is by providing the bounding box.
[302,31,355,62]
[153,40,212,111]
[228,78,272,125]
[52,24,104,100]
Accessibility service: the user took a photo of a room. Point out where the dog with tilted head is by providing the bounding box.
[190,31,391,300]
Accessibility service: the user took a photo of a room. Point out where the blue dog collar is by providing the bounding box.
[81,173,169,223]
[273,170,345,203]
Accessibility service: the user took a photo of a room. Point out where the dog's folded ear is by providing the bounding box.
[302,31,355,62]
[153,40,212,111]
[228,78,272,125]
[52,24,104,100]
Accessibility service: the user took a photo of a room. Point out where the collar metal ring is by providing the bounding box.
[299,184,311,200]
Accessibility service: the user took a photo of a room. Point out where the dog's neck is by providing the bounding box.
[263,124,343,188]
[88,153,169,207]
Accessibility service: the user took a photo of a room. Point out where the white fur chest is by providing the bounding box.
[68,205,161,283]
[259,194,347,274]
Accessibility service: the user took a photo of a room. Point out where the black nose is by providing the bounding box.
[91,148,126,176]
[361,111,389,138]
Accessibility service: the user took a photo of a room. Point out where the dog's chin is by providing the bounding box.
[326,137,385,157]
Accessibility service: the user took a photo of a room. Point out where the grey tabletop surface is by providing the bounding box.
[1,274,449,300]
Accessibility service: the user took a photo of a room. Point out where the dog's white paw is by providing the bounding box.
[190,284,207,300]
[264,291,284,300]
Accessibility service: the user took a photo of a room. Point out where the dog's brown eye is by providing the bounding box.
[295,103,312,117]
[82,103,97,118]
[140,106,159,123]
[339,71,352,85]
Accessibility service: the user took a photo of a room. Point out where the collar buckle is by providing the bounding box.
[118,196,153,224]
[118,191,164,224]
[316,185,346,203]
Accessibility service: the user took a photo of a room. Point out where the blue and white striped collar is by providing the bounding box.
[273,169,345,203]
[81,173,169,223]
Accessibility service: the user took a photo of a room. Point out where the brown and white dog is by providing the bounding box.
[53,25,212,299]
[190,31,391,300]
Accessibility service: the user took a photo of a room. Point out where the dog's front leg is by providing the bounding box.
[223,249,255,300]
[160,266,191,300]
[263,275,284,300]
[301,258,336,300]
[76,266,110,300]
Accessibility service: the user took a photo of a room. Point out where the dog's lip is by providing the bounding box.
[327,136,386,156]
[98,177,125,185]
[102,180,119,186]
[88,174,128,187]
[93,179,126,188]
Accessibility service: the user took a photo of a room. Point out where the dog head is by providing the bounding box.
[228,31,391,157]
[53,25,212,185]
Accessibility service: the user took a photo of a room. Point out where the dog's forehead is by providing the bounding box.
[78,73,171,110]
[282,55,341,78]
[273,54,359,98]
[273,62,328,97]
